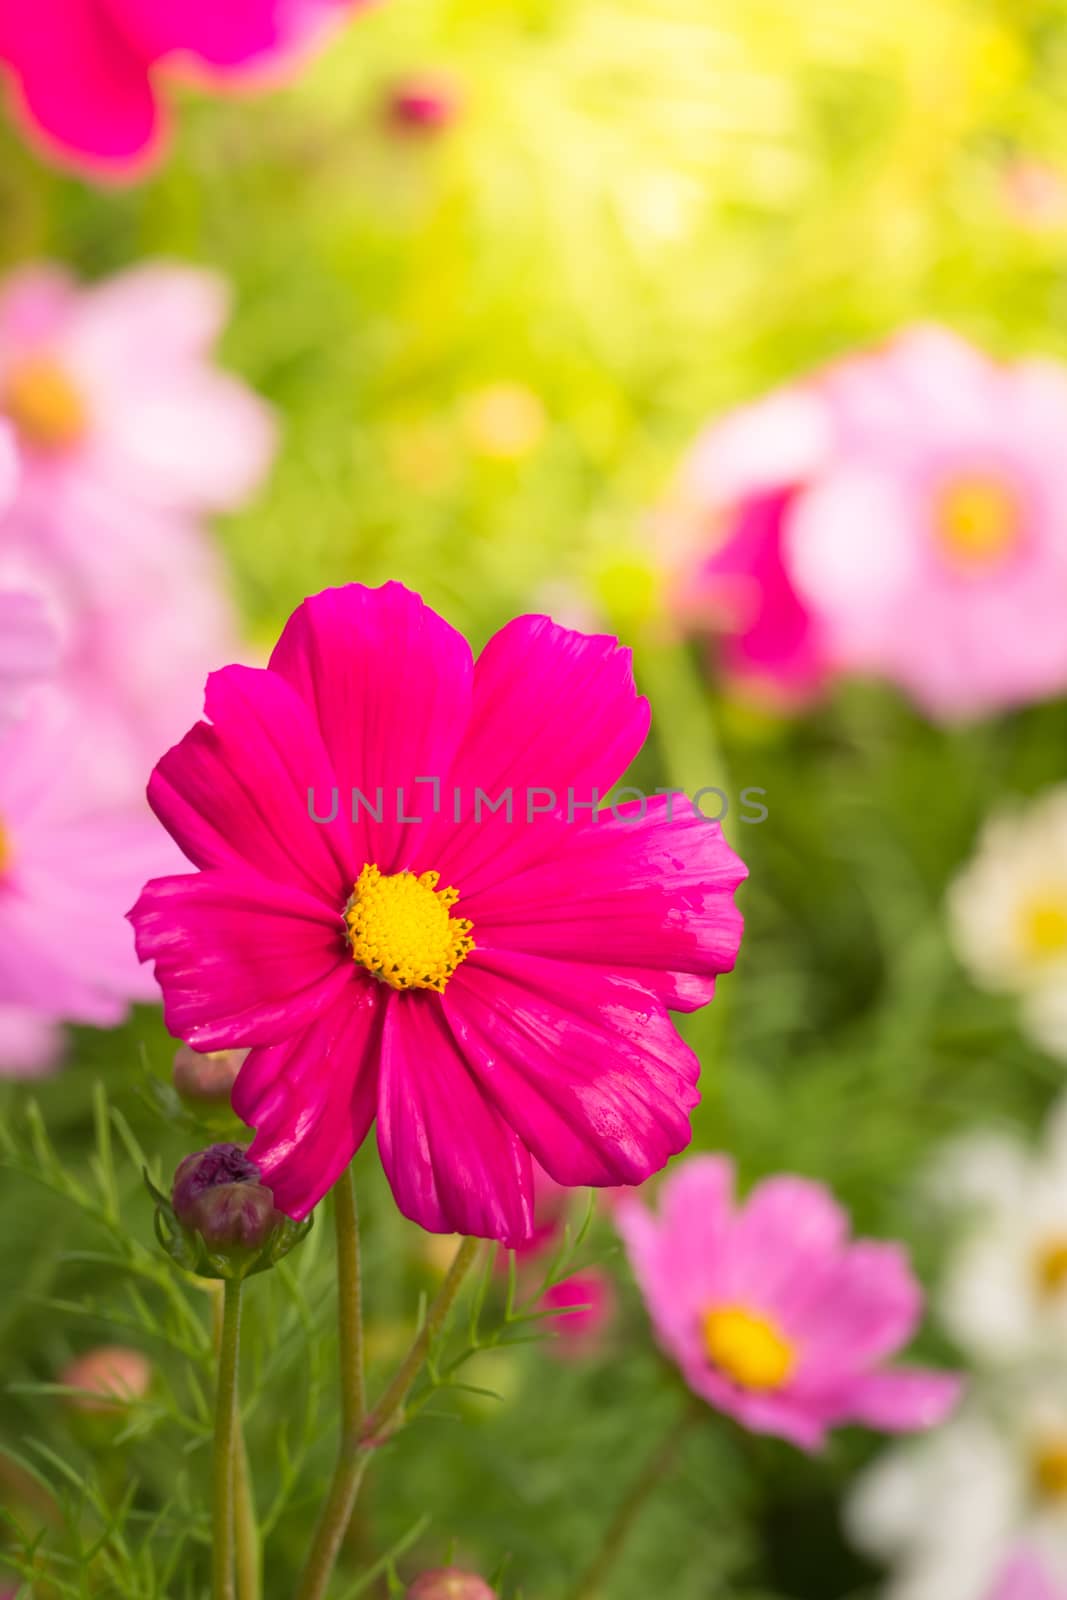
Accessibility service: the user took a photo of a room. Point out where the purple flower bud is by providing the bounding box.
[172,1043,247,1106]
[406,1572,497,1600]
[186,1181,281,1252]
[172,1144,261,1224]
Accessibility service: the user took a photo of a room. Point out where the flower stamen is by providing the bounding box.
[703,1305,796,1391]
[4,355,87,451]
[935,476,1020,574]
[345,863,474,993]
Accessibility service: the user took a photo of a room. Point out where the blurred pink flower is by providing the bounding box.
[542,1266,617,1357]
[0,263,270,804]
[661,387,834,709]
[1001,161,1067,233]
[987,1553,1066,1600]
[0,589,57,729]
[0,677,176,1054]
[0,0,367,181]
[129,582,747,1239]
[668,327,1067,721]
[0,1003,64,1077]
[617,1155,961,1451]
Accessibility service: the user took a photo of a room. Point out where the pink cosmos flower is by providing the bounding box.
[129,582,747,1242]
[0,597,174,1063]
[0,263,271,804]
[0,589,57,729]
[988,1554,1067,1600]
[661,387,835,709]
[0,0,367,182]
[668,327,1067,721]
[617,1155,961,1451]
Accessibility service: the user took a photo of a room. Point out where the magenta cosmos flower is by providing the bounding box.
[0,0,368,181]
[666,327,1067,721]
[617,1155,961,1451]
[129,583,747,1242]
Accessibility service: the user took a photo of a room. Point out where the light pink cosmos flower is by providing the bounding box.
[0,262,270,804]
[617,1155,961,1451]
[668,327,1067,721]
[988,1554,1067,1600]
[0,588,57,730]
[0,595,174,1073]
[0,0,367,182]
[129,582,747,1242]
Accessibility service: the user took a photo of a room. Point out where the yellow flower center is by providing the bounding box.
[4,355,87,451]
[344,863,474,993]
[0,818,11,877]
[1020,895,1067,961]
[935,476,1020,574]
[1034,1439,1067,1501]
[1035,1237,1067,1297]
[702,1306,796,1392]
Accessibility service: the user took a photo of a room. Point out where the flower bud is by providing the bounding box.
[172,1144,260,1224]
[185,1180,281,1252]
[388,73,461,133]
[60,1345,152,1414]
[172,1044,247,1108]
[153,1143,312,1281]
[406,1573,496,1600]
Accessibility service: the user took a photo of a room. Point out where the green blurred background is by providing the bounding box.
[4,0,1067,1593]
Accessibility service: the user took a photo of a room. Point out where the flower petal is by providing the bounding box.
[616,1156,735,1346]
[443,947,699,1188]
[128,867,352,1047]
[0,0,162,177]
[148,663,355,903]
[268,583,473,873]
[719,1176,849,1319]
[792,1241,923,1383]
[467,796,746,1011]
[235,981,382,1220]
[377,989,534,1243]
[831,1369,963,1433]
[427,616,651,896]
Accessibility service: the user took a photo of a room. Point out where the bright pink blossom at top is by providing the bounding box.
[617,1155,961,1451]
[668,327,1067,722]
[129,582,747,1242]
[0,262,272,805]
[987,1554,1066,1600]
[0,0,368,181]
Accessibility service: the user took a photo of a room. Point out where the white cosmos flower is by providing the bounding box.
[846,1387,1067,1600]
[933,1097,1067,1365]
[948,788,1067,1057]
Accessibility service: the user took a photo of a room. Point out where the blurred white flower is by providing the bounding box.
[948,787,1067,1058]
[847,1388,1067,1600]
[933,1096,1067,1365]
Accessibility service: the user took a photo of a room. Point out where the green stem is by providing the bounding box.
[234,1427,260,1600]
[294,1232,480,1600]
[568,1397,698,1600]
[335,1164,367,1432]
[213,1279,244,1600]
